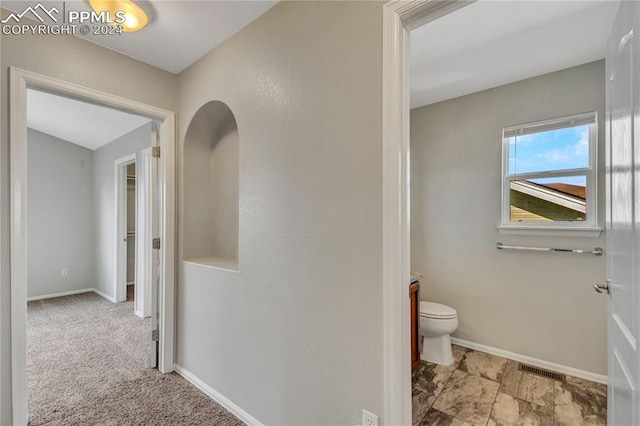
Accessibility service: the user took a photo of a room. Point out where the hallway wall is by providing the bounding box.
[176,1,384,424]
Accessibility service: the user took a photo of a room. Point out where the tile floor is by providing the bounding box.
[412,345,607,426]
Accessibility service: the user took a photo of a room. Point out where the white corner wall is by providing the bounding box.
[410,60,608,375]
[93,123,152,299]
[0,9,178,421]
[177,2,384,424]
[27,129,95,299]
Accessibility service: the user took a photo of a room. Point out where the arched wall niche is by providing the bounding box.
[183,100,239,270]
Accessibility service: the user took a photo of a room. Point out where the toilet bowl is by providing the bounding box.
[419,301,458,365]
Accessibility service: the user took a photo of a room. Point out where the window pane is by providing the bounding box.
[510,176,587,223]
[508,125,590,174]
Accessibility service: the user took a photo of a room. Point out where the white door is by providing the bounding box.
[604,2,639,424]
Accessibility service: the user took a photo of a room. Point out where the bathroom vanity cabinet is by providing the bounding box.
[410,280,420,372]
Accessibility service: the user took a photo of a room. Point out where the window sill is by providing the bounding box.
[497,225,603,238]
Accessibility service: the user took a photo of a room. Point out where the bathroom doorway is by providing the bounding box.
[381,1,626,424]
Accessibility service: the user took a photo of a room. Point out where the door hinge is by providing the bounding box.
[151,330,159,341]
[152,238,161,250]
[152,146,160,158]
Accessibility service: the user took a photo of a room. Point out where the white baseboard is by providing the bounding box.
[450,337,607,384]
[27,288,94,301]
[91,288,117,303]
[174,364,263,426]
[28,288,120,304]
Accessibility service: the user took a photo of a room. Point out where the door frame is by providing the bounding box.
[381,1,474,424]
[9,67,176,424]
[114,154,137,305]
[137,146,154,318]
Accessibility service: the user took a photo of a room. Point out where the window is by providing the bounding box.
[500,112,598,235]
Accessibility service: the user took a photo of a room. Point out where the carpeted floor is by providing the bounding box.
[27,292,243,425]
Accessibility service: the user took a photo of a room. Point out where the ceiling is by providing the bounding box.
[3,0,278,73]
[27,89,152,150]
[14,1,279,147]
[410,0,620,109]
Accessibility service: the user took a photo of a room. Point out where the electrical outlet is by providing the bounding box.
[61,269,68,277]
[362,410,378,426]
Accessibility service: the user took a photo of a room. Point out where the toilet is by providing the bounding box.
[419,301,458,365]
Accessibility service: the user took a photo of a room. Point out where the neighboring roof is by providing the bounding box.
[537,183,586,200]
[510,180,586,213]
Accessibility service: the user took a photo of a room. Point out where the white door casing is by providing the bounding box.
[9,67,176,425]
[136,147,153,318]
[381,1,474,424]
[115,154,137,304]
[605,2,639,425]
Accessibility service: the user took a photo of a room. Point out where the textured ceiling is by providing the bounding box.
[410,0,620,108]
[3,0,278,73]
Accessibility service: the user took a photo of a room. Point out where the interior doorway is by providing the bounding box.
[115,144,157,321]
[381,1,633,425]
[10,68,176,424]
[126,162,137,303]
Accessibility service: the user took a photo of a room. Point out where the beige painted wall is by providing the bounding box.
[410,60,608,374]
[209,118,239,261]
[177,1,383,424]
[0,11,178,422]
[183,103,240,262]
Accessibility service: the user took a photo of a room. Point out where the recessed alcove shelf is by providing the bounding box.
[183,101,239,271]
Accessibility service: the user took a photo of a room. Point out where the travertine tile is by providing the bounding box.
[413,361,458,397]
[412,348,607,426]
[488,393,553,426]
[413,388,434,426]
[412,361,458,425]
[432,370,500,426]
[451,345,468,366]
[458,349,508,382]
[420,408,472,426]
[517,371,554,409]
[555,375,607,426]
[499,360,522,396]
[499,361,554,409]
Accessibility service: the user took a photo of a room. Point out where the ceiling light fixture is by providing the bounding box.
[89,0,149,33]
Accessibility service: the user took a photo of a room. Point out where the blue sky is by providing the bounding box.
[508,124,589,185]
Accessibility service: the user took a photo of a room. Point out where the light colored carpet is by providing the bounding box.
[27,292,243,425]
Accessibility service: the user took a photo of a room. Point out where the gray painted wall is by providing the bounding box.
[93,123,151,299]
[0,9,178,420]
[27,129,95,299]
[410,60,608,374]
[177,1,383,424]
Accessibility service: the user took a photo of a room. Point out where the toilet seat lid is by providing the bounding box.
[420,301,457,319]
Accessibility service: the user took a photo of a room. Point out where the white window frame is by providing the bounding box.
[498,111,602,237]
